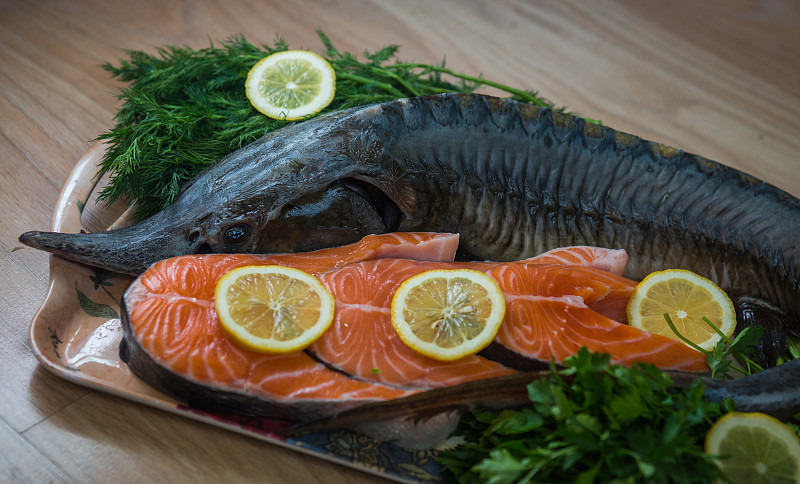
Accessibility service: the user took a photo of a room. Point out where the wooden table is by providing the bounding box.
[2,1,799,482]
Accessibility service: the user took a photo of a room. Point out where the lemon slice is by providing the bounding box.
[706,412,800,483]
[390,269,506,361]
[245,50,336,120]
[214,265,335,353]
[626,269,736,351]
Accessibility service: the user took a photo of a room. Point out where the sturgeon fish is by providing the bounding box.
[19,93,800,406]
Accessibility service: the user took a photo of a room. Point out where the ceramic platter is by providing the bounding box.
[28,143,442,484]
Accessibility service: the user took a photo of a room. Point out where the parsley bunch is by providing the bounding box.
[437,349,731,484]
[95,31,569,221]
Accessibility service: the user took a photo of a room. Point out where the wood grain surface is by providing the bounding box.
[2,1,799,482]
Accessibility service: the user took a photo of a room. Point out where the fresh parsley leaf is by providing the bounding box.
[706,339,732,378]
[472,449,530,484]
[665,313,766,378]
[487,408,543,435]
[727,325,764,355]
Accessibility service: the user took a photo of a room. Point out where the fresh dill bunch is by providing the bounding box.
[95,31,569,220]
[95,35,289,219]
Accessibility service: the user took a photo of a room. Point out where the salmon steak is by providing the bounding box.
[121,232,706,424]
[311,258,707,392]
[120,232,459,420]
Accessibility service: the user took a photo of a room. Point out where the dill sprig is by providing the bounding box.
[95,31,571,221]
[95,35,286,219]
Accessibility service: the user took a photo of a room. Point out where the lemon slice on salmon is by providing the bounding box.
[705,412,800,483]
[245,50,335,120]
[214,265,335,353]
[390,269,506,361]
[627,269,736,351]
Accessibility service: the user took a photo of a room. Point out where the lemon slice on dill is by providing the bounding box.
[214,265,335,353]
[245,50,336,121]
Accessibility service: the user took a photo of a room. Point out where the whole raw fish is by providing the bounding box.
[20,94,799,358]
[19,93,800,407]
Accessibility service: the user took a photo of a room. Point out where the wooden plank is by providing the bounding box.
[0,418,67,483]
[0,314,88,434]
[618,0,800,98]
[0,135,90,434]
[24,392,392,484]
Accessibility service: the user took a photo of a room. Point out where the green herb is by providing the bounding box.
[95,31,579,221]
[662,313,765,378]
[777,334,800,365]
[436,348,730,484]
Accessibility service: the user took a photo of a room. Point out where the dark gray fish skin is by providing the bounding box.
[19,94,800,324]
[18,93,800,417]
[676,358,800,420]
[735,297,791,366]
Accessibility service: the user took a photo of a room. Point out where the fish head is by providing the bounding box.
[171,180,389,257]
[18,107,398,274]
[168,107,400,255]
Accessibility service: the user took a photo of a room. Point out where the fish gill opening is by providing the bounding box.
[340,178,402,232]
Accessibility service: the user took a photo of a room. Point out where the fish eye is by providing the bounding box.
[223,223,251,246]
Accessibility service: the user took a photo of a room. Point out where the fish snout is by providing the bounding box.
[19,230,46,249]
[18,223,192,275]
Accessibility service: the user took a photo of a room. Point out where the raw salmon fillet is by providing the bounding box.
[310,257,707,383]
[307,246,633,389]
[122,233,706,423]
[485,263,707,371]
[122,233,459,420]
[312,260,518,390]
[522,246,629,276]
